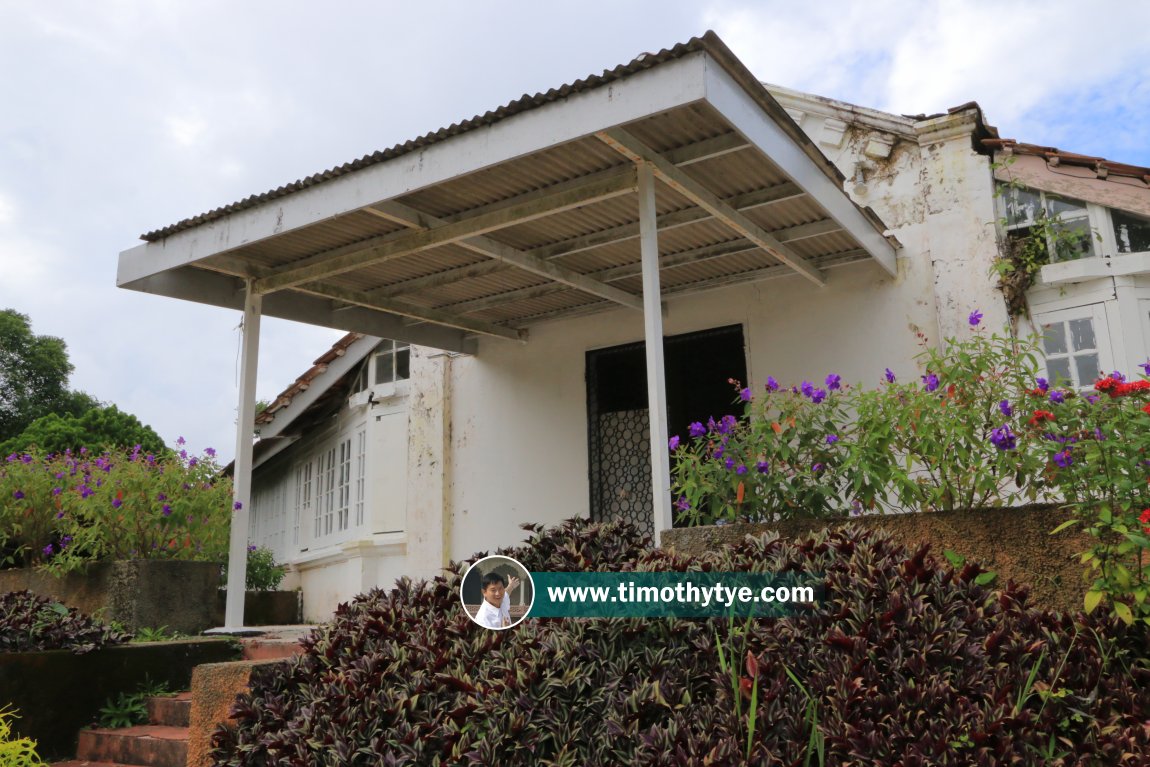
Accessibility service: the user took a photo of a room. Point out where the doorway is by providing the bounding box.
[585,324,747,536]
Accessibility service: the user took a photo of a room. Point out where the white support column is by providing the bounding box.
[224,282,261,629]
[638,163,673,546]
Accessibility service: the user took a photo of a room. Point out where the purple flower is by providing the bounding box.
[1049,390,1065,404]
[735,464,747,476]
[19,454,32,465]
[179,450,187,461]
[247,544,258,553]
[800,381,815,398]
[826,434,839,445]
[112,498,122,509]
[1035,377,1049,393]
[42,544,53,557]
[688,422,706,438]
[1110,371,1126,382]
[825,374,841,391]
[968,309,983,327]
[719,415,738,434]
[1085,395,1099,405]
[756,461,770,474]
[850,500,863,517]
[1053,449,1073,468]
[810,388,827,404]
[233,501,244,511]
[668,435,680,451]
[1094,427,1105,441]
[739,387,752,402]
[187,457,198,468]
[1140,361,1150,376]
[884,368,896,383]
[674,496,691,512]
[157,493,167,501]
[4,454,15,463]
[812,463,825,473]
[12,490,24,500]
[766,376,779,392]
[55,511,64,519]
[712,444,724,460]
[79,485,94,499]
[922,373,940,392]
[998,400,1013,417]
[724,457,735,470]
[176,436,186,446]
[51,487,62,496]
[205,447,217,457]
[989,425,1017,451]
[162,504,172,516]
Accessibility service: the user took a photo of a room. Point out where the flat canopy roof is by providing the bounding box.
[118,32,899,354]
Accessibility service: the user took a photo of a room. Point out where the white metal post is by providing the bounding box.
[224,282,261,629]
[637,163,673,546]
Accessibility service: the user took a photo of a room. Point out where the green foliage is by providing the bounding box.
[209,520,1150,765]
[0,446,232,575]
[5,406,157,456]
[221,546,286,591]
[0,310,75,444]
[97,676,172,728]
[132,625,179,642]
[853,328,1046,512]
[0,707,47,767]
[0,590,132,654]
[0,404,167,457]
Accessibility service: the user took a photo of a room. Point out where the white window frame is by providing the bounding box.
[998,184,1101,264]
[1033,304,1113,390]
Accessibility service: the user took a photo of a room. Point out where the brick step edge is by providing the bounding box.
[77,726,188,767]
[147,692,192,727]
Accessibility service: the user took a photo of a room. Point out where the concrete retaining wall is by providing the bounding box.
[661,505,1093,614]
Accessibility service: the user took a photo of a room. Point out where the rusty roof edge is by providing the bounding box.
[139,35,714,243]
[255,332,372,427]
[983,138,1150,183]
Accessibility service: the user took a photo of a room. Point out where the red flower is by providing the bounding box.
[1028,410,1056,426]
[1095,377,1118,393]
[1142,403,1150,415]
[1141,508,1150,534]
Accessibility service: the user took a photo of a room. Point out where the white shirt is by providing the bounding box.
[474,593,511,629]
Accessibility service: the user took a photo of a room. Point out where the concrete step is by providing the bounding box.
[146,692,192,727]
[76,725,187,767]
[239,636,304,661]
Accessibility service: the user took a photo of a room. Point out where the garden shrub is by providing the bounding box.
[0,443,231,574]
[221,545,286,591]
[209,519,1150,766]
[0,590,131,654]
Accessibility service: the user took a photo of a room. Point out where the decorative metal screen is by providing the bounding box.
[591,409,653,537]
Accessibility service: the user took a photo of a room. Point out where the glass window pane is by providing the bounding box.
[1074,353,1100,385]
[1046,358,1072,386]
[1042,323,1068,355]
[396,348,410,380]
[1002,185,1041,227]
[374,352,394,384]
[1068,318,1096,351]
[1112,210,1150,254]
[1051,218,1096,262]
[1045,195,1088,220]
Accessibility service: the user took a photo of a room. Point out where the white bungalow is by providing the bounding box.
[117,32,1150,623]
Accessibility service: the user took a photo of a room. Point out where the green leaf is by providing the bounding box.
[1113,602,1133,625]
[1049,519,1080,535]
[974,571,998,586]
[1084,590,1104,614]
[942,549,966,568]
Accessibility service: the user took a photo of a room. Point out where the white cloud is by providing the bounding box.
[0,192,15,227]
[165,114,208,147]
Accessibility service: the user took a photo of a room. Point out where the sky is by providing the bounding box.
[1,1,1146,462]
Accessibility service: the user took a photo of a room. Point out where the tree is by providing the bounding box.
[0,404,167,457]
[0,309,76,442]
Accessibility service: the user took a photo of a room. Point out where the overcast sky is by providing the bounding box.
[1,1,1146,462]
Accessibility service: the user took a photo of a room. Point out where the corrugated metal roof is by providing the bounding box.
[125,30,902,345]
[140,36,715,242]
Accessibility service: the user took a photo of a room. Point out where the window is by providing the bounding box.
[372,341,410,385]
[317,446,336,538]
[999,185,1096,263]
[337,438,352,532]
[1112,210,1150,255]
[1035,305,1111,389]
[294,462,312,547]
[354,429,366,528]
